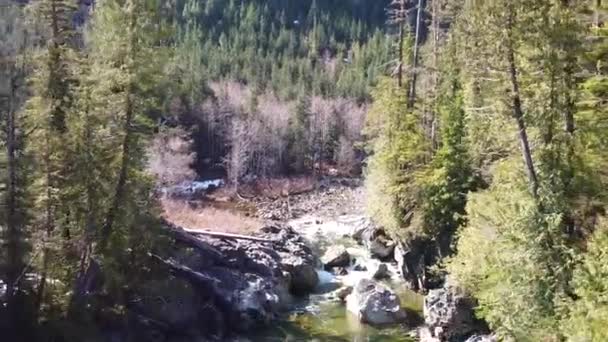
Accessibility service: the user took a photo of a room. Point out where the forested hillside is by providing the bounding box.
[364,0,608,340]
[1,0,608,341]
[174,0,390,99]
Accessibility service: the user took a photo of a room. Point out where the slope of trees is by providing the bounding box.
[1,0,173,339]
[172,0,392,101]
[364,0,608,340]
[165,0,394,183]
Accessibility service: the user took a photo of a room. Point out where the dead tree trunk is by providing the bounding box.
[595,0,602,28]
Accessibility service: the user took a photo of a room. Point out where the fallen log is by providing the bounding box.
[148,252,235,339]
[182,229,275,243]
[161,219,228,266]
[149,253,220,286]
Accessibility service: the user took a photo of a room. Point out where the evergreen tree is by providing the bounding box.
[418,76,472,258]
[0,3,35,338]
[24,0,79,317]
[364,77,429,237]
[288,93,312,173]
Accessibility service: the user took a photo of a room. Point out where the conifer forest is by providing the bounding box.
[1,0,608,341]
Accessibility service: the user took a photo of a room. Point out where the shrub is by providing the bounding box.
[563,218,608,342]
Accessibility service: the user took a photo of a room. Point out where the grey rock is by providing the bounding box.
[336,267,349,276]
[281,255,319,294]
[351,219,396,260]
[423,284,484,341]
[368,237,396,260]
[335,286,354,302]
[138,223,320,340]
[353,263,368,272]
[260,224,320,295]
[465,335,497,342]
[322,246,351,269]
[346,279,407,326]
[372,263,389,280]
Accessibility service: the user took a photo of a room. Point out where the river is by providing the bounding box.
[251,215,423,342]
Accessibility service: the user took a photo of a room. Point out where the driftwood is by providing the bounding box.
[183,228,274,243]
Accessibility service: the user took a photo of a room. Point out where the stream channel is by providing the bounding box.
[251,215,423,342]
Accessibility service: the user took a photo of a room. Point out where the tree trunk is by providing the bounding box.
[596,0,602,28]
[68,88,96,318]
[408,0,424,109]
[101,84,133,251]
[35,131,54,315]
[398,23,404,87]
[506,5,539,198]
[5,76,20,315]
[563,51,576,135]
[101,4,137,251]
[430,0,439,150]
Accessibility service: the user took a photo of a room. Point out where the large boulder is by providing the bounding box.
[394,240,431,291]
[346,279,407,326]
[136,223,321,341]
[260,224,320,295]
[322,246,351,269]
[422,284,487,342]
[350,217,376,241]
[368,237,396,260]
[352,219,396,261]
[281,254,319,294]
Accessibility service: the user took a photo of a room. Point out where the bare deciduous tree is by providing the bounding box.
[225,118,253,191]
[148,127,196,186]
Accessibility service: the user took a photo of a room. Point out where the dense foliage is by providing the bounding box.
[1,0,172,339]
[1,0,608,341]
[364,0,608,340]
[173,0,391,101]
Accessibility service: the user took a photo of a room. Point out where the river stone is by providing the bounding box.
[353,221,396,261]
[346,279,407,326]
[423,284,482,341]
[281,254,319,295]
[465,335,497,342]
[372,263,389,280]
[322,246,351,269]
[336,267,349,275]
[351,217,376,241]
[333,286,354,302]
[369,237,396,260]
[353,263,368,272]
[260,224,320,295]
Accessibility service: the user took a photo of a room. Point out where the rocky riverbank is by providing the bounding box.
[142,177,494,341]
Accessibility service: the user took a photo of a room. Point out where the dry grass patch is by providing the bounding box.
[161,198,262,235]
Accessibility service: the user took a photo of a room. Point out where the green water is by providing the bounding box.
[254,216,424,341]
[251,287,423,342]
